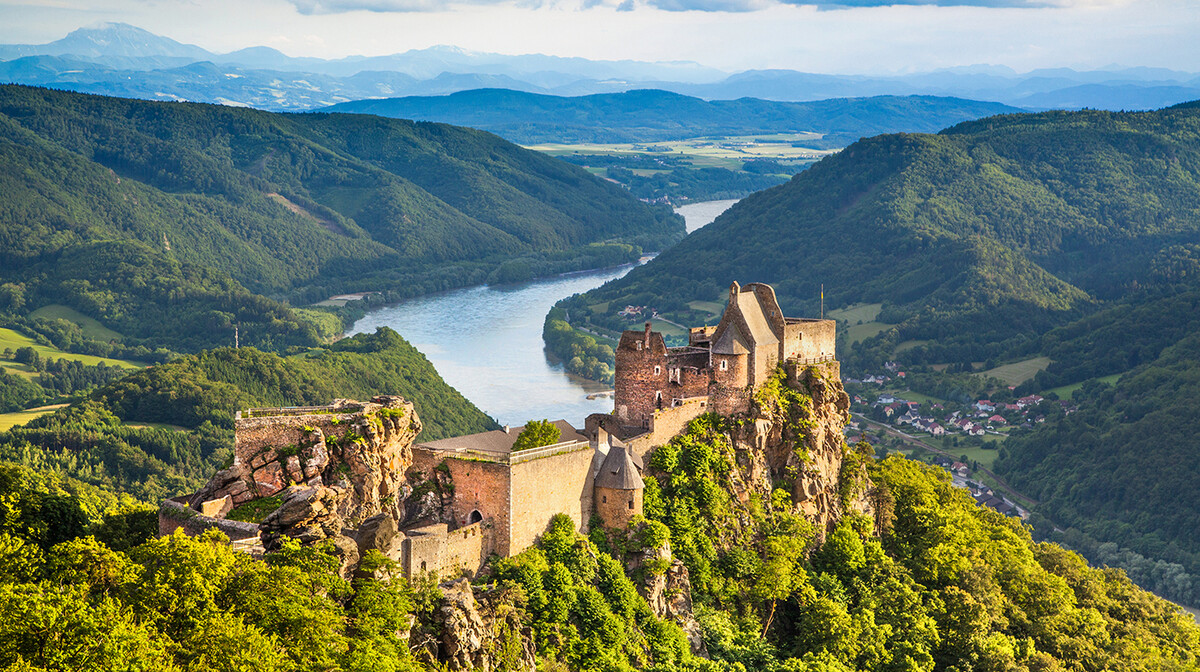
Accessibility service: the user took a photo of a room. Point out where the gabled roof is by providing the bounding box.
[711,322,750,355]
[595,446,645,490]
[735,291,779,347]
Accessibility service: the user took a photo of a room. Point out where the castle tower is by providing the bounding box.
[613,322,668,427]
[594,445,645,528]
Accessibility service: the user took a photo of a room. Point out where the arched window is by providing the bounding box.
[467,509,483,524]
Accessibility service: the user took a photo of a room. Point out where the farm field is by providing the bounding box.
[29,304,123,342]
[978,356,1052,386]
[0,404,67,432]
[1044,372,1124,400]
[526,133,836,170]
[0,327,144,378]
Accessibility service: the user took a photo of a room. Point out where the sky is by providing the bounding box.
[1,0,1197,74]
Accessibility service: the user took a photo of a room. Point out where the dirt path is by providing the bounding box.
[852,412,1038,509]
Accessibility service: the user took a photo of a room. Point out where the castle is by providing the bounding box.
[159,281,835,580]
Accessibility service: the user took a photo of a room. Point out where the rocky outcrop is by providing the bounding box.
[191,396,421,528]
[414,579,535,672]
[632,541,707,657]
[724,361,870,536]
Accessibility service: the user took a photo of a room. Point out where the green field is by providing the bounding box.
[828,302,883,323]
[0,327,143,377]
[526,134,836,171]
[649,319,687,337]
[687,300,724,318]
[0,404,66,432]
[29,304,123,342]
[847,322,892,344]
[978,356,1052,386]
[1044,372,1124,400]
[895,339,932,353]
[931,438,1005,469]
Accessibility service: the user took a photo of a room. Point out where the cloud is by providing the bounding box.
[285,0,1109,13]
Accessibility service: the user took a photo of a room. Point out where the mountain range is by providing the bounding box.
[324,89,1023,146]
[3,23,1199,112]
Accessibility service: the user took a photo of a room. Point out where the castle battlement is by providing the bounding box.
[613,281,836,428]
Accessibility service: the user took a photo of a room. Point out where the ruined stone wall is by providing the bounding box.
[615,328,669,426]
[158,497,260,541]
[402,521,487,579]
[508,446,595,555]
[786,320,837,362]
[410,449,510,557]
[191,397,421,529]
[710,353,751,417]
[627,398,711,463]
[668,365,711,402]
[595,486,643,528]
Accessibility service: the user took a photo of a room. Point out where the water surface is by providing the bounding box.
[350,200,736,427]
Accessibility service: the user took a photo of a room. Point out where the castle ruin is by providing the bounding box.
[160,281,838,580]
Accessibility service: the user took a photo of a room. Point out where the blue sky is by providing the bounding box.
[1,0,1196,73]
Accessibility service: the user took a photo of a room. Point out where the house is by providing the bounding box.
[989,414,1007,424]
[974,400,996,412]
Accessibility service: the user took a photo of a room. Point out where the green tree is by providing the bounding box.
[512,419,561,452]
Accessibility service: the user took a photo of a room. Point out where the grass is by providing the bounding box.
[828,302,883,323]
[226,495,285,523]
[977,356,1052,386]
[687,300,723,317]
[895,339,932,353]
[648,319,687,337]
[846,321,892,344]
[29,305,123,342]
[929,438,1005,469]
[0,328,144,378]
[1044,372,1124,400]
[525,134,837,171]
[125,421,189,432]
[0,404,67,432]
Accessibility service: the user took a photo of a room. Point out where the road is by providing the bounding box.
[852,412,1038,509]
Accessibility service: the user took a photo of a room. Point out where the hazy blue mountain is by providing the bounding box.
[324,88,1024,145]
[3,24,1199,112]
[0,22,211,61]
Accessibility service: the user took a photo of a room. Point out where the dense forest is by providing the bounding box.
[327,89,1021,147]
[0,328,497,503]
[0,84,683,351]
[1,418,1196,671]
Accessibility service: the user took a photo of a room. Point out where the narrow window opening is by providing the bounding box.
[654,365,661,375]
[628,499,634,509]
[720,360,728,371]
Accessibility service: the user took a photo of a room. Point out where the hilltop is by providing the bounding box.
[552,102,1200,600]
[325,89,1023,146]
[0,84,681,351]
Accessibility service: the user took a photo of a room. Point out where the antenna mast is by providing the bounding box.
[820,284,824,319]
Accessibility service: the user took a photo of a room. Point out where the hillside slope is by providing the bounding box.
[570,105,1200,362]
[327,88,1024,146]
[0,84,681,350]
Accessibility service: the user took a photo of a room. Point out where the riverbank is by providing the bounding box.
[348,199,737,426]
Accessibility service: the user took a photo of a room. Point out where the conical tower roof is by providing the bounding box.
[595,445,644,490]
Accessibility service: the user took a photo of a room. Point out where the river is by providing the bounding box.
[349,199,736,427]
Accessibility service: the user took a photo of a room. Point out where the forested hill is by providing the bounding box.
[0,85,682,350]
[572,104,1200,360]
[326,88,1023,146]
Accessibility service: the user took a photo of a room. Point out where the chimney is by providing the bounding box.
[504,424,510,433]
[644,322,652,346]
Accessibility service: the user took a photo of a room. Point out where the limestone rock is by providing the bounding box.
[356,512,401,559]
[631,540,707,657]
[259,485,348,552]
[429,579,535,672]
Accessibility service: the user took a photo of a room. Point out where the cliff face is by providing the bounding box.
[191,396,422,528]
[705,361,868,537]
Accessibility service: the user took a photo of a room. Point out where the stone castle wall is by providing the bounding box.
[159,497,261,541]
[508,445,595,554]
[402,521,487,579]
[626,397,711,462]
[785,320,837,362]
[410,447,511,557]
[615,328,669,426]
[595,486,643,528]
